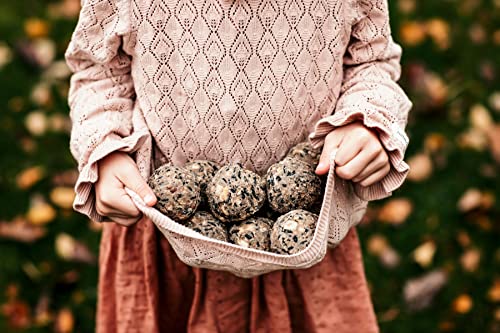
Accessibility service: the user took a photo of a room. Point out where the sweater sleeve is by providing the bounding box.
[65,0,149,221]
[309,0,412,201]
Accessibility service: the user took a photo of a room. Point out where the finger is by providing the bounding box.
[335,145,379,180]
[352,151,389,183]
[117,160,157,206]
[316,130,345,175]
[334,131,366,167]
[104,191,142,218]
[359,164,391,187]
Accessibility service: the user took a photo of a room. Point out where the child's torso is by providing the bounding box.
[127,0,353,172]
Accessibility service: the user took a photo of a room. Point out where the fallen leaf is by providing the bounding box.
[1,300,31,329]
[16,39,56,68]
[486,124,500,164]
[425,18,450,49]
[456,230,471,247]
[27,198,56,225]
[413,241,436,268]
[42,60,72,81]
[0,41,13,69]
[30,82,52,106]
[379,307,400,322]
[25,110,48,136]
[379,247,401,269]
[489,91,500,112]
[423,72,448,106]
[452,294,473,314]
[488,279,500,302]
[49,114,72,133]
[367,234,388,256]
[397,0,415,14]
[470,104,493,133]
[407,153,433,182]
[0,217,47,243]
[50,187,75,209]
[54,308,74,333]
[16,166,45,189]
[424,133,447,153]
[460,248,481,273]
[24,18,50,38]
[400,21,426,46]
[51,170,78,187]
[55,233,96,264]
[34,293,52,326]
[457,129,488,151]
[469,24,487,44]
[378,198,413,225]
[457,188,483,212]
[404,269,448,311]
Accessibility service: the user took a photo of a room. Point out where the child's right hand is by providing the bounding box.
[95,152,157,226]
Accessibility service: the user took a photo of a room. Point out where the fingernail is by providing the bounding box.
[144,194,155,205]
[316,162,326,171]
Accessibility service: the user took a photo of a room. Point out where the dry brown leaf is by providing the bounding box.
[413,241,436,268]
[407,153,433,182]
[488,279,500,302]
[55,308,74,333]
[16,39,56,68]
[16,166,45,189]
[423,72,448,106]
[0,217,47,243]
[460,248,481,273]
[457,188,482,212]
[1,300,31,329]
[379,247,401,269]
[489,92,500,112]
[30,82,52,106]
[378,198,413,225]
[486,124,500,164]
[452,294,473,314]
[55,233,96,264]
[379,308,400,322]
[398,0,415,13]
[424,133,447,153]
[456,230,471,247]
[27,199,56,225]
[50,187,75,210]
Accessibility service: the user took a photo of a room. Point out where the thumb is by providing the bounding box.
[118,162,157,207]
[315,129,344,175]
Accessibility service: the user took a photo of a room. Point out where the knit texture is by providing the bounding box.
[65,0,411,330]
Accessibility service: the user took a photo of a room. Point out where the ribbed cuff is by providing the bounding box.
[73,131,150,222]
[309,108,410,201]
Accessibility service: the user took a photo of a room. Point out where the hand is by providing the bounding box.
[95,152,157,226]
[315,121,390,187]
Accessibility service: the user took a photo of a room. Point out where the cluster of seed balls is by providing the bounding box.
[147,142,325,255]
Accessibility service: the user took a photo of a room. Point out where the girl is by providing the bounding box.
[65,0,411,331]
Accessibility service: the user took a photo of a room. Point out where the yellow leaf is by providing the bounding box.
[400,21,426,46]
[413,241,436,268]
[25,111,48,136]
[50,187,75,209]
[470,104,493,133]
[26,201,56,225]
[457,188,482,213]
[16,166,45,189]
[460,248,481,273]
[367,234,388,256]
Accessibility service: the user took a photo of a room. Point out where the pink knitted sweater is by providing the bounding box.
[65,0,411,331]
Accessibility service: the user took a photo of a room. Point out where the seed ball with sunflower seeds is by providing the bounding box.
[207,163,267,222]
[185,211,228,242]
[229,217,273,250]
[184,160,220,206]
[286,142,321,167]
[270,209,318,254]
[266,157,321,214]
[148,164,201,221]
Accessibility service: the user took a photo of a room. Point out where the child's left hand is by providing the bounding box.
[315,121,390,187]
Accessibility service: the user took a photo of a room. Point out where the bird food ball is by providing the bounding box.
[184,160,220,205]
[229,217,273,250]
[207,163,266,222]
[286,142,321,167]
[270,209,318,254]
[148,164,201,221]
[266,157,321,213]
[185,211,228,242]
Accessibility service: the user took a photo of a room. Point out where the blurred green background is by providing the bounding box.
[0,0,499,332]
